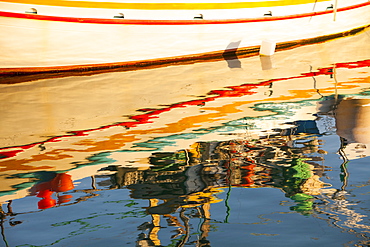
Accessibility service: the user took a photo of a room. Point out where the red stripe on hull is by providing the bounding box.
[0,1,369,25]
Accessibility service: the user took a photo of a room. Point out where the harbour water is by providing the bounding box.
[0,29,370,246]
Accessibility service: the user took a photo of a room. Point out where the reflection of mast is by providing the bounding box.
[177,208,190,247]
[0,200,19,247]
[224,184,231,223]
[224,158,232,223]
[333,64,338,103]
[311,65,323,98]
[338,137,349,191]
[331,65,349,191]
[91,175,96,190]
[0,205,9,247]
[332,64,348,191]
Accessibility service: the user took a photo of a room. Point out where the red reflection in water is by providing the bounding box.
[0,59,369,159]
[32,173,74,209]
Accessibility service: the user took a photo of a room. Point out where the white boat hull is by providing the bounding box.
[0,0,369,71]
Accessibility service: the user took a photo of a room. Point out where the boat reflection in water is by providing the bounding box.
[0,30,370,246]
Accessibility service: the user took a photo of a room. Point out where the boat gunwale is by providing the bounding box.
[0,1,369,25]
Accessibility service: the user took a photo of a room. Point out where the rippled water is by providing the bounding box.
[0,30,370,247]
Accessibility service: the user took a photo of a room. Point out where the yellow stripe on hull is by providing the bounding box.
[0,0,332,10]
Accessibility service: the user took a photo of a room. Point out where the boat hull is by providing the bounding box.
[0,1,370,71]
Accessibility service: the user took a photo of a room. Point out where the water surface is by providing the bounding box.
[0,30,370,247]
